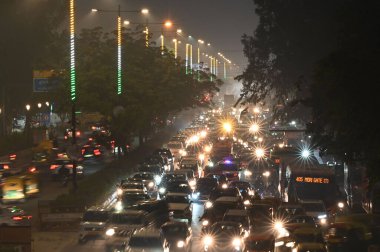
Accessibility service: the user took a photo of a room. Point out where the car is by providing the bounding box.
[138,163,164,175]
[116,192,151,210]
[81,144,102,159]
[117,181,148,197]
[143,155,168,171]
[228,180,255,199]
[246,203,274,228]
[276,203,306,219]
[64,128,81,140]
[174,169,196,188]
[222,209,250,231]
[49,158,84,180]
[283,215,317,234]
[105,210,153,251]
[244,230,275,252]
[128,172,157,192]
[201,221,246,252]
[201,196,244,230]
[208,187,242,202]
[128,199,170,228]
[0,206,32,226]
[274,227,325,252]
[78,206,111,242]
[125,228,165,252]
[291,243,327,252]
[160,180,192,198]
[153,148,174,170]
[179,157,201,177]
[300,200,328,226]
[165,192,192,223]
[192,177,219,202]
[161,221,192,252]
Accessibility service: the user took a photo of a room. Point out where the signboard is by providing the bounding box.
[33,70,60,92]
[296,176,330,184]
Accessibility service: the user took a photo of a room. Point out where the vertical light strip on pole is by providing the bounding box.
[145,26,149,47]
[224,61,226,79]
[215,59,218,76]
[117,6,122,95]
[210,56,213,81]
[174,39,178,59]
[197,46,200,81]
[161,34,164,53]
[185,44,189,74]
[189,44,193,73]
[69,0,76,101]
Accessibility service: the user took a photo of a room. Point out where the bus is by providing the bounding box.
[281,164,343,210]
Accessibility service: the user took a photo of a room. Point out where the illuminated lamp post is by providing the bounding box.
[92,7,149,95]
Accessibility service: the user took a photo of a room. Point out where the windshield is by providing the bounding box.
[122,194,149,202]
[167,184,191,194]
[82,211,109,222]
[289,216,315,224]
[132,173,154,180]
[128,236,163,247]
[110,214,144,224]
[166,196,189,203]
[223,216,247,225]
[212,224,240,234]
[122,184,143,190]
[162,225,187,236]
[302,203,326,212]
[245,240,274,250]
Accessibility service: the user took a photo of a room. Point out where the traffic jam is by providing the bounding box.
[2,107,380,252]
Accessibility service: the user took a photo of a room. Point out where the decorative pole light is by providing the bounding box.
[173,39,178,59]
[224,61,226,79]
[70,0,76,101]
[117,5,122,95]
[185,44,190,74]
[189,44,193,73]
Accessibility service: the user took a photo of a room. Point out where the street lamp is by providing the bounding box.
[92,6,149,95]
[197,39,204,80]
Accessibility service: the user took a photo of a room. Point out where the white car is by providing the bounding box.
[78,206,111,242]
[300,200,328,225]
[117,181,148,197]
[105,210,150,251]
[166,192,192,223]
[125,228,165,251]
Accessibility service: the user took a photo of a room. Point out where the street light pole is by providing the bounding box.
[186,43,190,74]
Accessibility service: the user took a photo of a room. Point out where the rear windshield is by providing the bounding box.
[83,211,109,222]
[128,236,162,247]
[110,214,144,225]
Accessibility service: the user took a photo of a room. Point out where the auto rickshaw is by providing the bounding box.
[2,176,26,203]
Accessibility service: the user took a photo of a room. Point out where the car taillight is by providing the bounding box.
[12,216,23,221]
[76,131,81,136]
[3,164,10,169]
[29,167,37,173]
[9,154,16,160]
[66,164,73,168]
[50,165,59,170]
[94,149,101,156]
[64,136,68,140]
[81,149,85,155]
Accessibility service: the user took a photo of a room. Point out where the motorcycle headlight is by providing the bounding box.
[116,188,123,196]
[205,201,213,209]
[177,240,185,248]
[203,235,213,246]
[148,181,154,188]
[106,228,115,236]
[232,237,241,247]
[159,187,166,194]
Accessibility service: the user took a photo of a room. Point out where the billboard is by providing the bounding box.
[33,70,60,92]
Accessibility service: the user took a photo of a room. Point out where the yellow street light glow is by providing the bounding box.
[223,122,232,133]
[164,20,173,28]
[141,8,149,14]
[204,145,212,153]
[255,147,265,159]
[249,123,260,133]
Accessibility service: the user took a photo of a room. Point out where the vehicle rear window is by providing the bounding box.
[83,211,109,222]
[128,236,163,247]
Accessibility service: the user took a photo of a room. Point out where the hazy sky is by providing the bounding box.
[77,0,258,71]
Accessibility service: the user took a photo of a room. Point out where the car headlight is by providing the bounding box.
[232,237,241,247]
[159,187,166,194]
[189,180,196,187]
[203,235,213,246]
[115,201,123,212]
[205,201,213,209]
[222,183,228,189]
[274,221,283,231]
[202,220,209,226]
[154,175,162,185]
[286,241,295,248]
[177,240,185,248]
[106,228,115,236]
[148,181,154,188]
[117,188,123,195]
[192,192,199,199]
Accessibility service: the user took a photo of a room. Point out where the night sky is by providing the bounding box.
[77,0,258,73]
